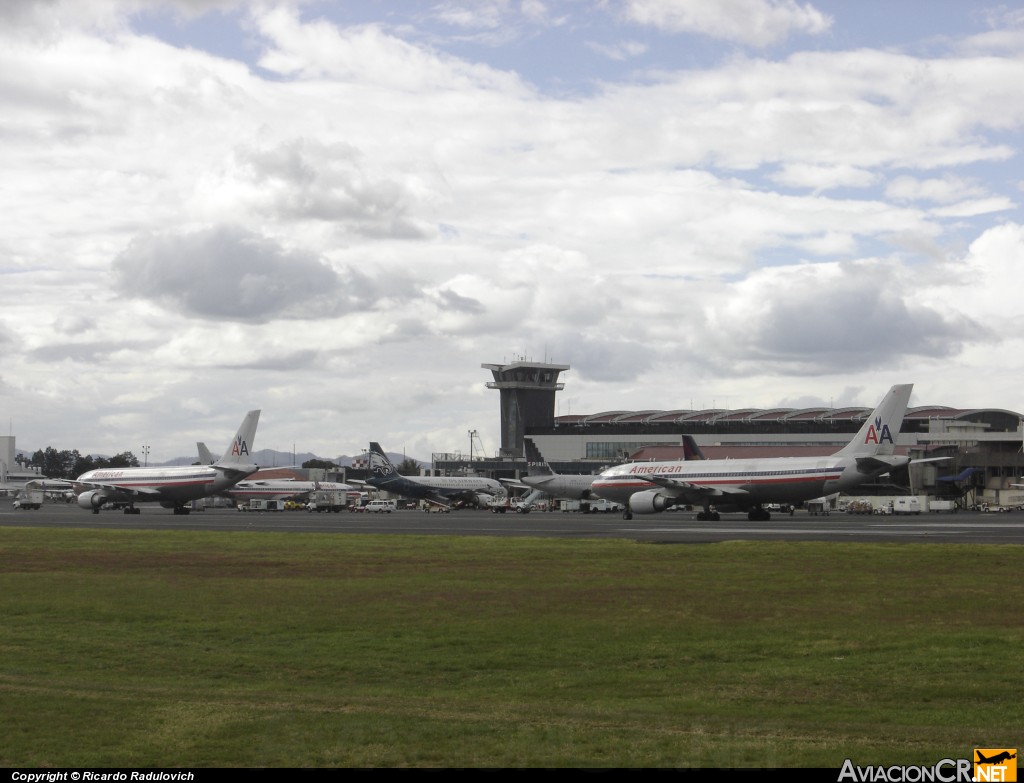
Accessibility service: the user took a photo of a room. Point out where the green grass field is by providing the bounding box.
[0,527,1020,768]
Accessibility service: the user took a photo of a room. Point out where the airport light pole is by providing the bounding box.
[142,445,149,467]
[468,429,477,463]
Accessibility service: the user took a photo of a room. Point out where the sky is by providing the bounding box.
[2,0,1024,464]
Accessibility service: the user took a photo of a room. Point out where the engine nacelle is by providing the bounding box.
[77,490,108,510]
[628,489,676,515]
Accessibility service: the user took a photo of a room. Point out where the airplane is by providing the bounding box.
[976,751,1016,765]
[362,441,503,510]
[198,442,356,507]
[499,439,600,505]
[592,384,935,521]
[226,478,356,505]
[500,436,706,507]
[74,410,261,515]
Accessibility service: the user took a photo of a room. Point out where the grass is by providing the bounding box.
[0,527,1020,767]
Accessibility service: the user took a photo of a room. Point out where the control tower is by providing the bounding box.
[483,360,569,457]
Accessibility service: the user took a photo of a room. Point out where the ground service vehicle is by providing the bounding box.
[13,486,44,510]
[307,489,347,513]
[893,497,921,515]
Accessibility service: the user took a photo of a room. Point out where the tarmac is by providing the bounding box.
[3,501,1024,545]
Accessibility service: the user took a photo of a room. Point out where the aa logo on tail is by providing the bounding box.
[231,437,250,457]
[975,749,1017,782]
[863,416,894,446]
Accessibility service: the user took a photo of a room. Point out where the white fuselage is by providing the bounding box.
[75,465,249,505]
[368,472,503,505]
[226,480,354,503]
[592,455,884,509]
[521,473,598,500]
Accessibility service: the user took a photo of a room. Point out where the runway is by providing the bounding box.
[2,502,1023,544]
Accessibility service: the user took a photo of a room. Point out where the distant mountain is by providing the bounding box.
[161,448,425,468]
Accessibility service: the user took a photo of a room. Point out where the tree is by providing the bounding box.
[397,457,421,476]
[303,459,339,470]
[106,451,140,468]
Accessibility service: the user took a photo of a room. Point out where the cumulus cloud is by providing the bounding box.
[208,138,434,239]
[111,225,370,323]
[703,259,990,375]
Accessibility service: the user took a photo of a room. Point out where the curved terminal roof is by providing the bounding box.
[554,404,1022,430]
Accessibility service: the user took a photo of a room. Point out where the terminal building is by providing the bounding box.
[432,360,1024,509]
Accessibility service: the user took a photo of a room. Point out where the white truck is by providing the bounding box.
[893,497,921,515]
[13,485,44,510]
[582,498,623,513]
[928,499,956,513]
[306,489,347,513]
[244,499,284,512]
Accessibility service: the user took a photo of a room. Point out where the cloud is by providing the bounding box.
[205,138,434,239]
[586,39,648,61]
[703,258,990,375]
[771,163,879,192]
[111,225,365,323]
[29,339,161,363]
[623,0,832,47]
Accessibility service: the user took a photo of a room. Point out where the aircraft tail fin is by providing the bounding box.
[682,435,706,461]
[524,438,555,476]
[368,442,399,479]
[834,385,913,458]
[197,442,215,465]
[215,410,261,470]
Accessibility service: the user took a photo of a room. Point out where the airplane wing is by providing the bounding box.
[855,455,949,475]
[641,474,750,503]
[499,477,532,491]
[73,480,163,498]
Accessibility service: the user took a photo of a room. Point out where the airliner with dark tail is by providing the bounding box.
[363,442,503,510]
[592,385,936,520]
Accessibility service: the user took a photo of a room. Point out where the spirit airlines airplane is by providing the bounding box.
[500,439,601,505]
[363,442,503,510]
[593,384,923,521]
[74,410,261,515]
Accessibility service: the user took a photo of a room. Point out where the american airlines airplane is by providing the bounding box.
[592,384,927,521]
[363,442,503,510]
[74,410,261,515]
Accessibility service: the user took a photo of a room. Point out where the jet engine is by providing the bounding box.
[77,490,108,511]
[627,489,676,515]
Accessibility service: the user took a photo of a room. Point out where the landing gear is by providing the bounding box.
[696,506,720,521]
[622,509,633,520]
[172,506,192,515]
[122,505,141,515]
